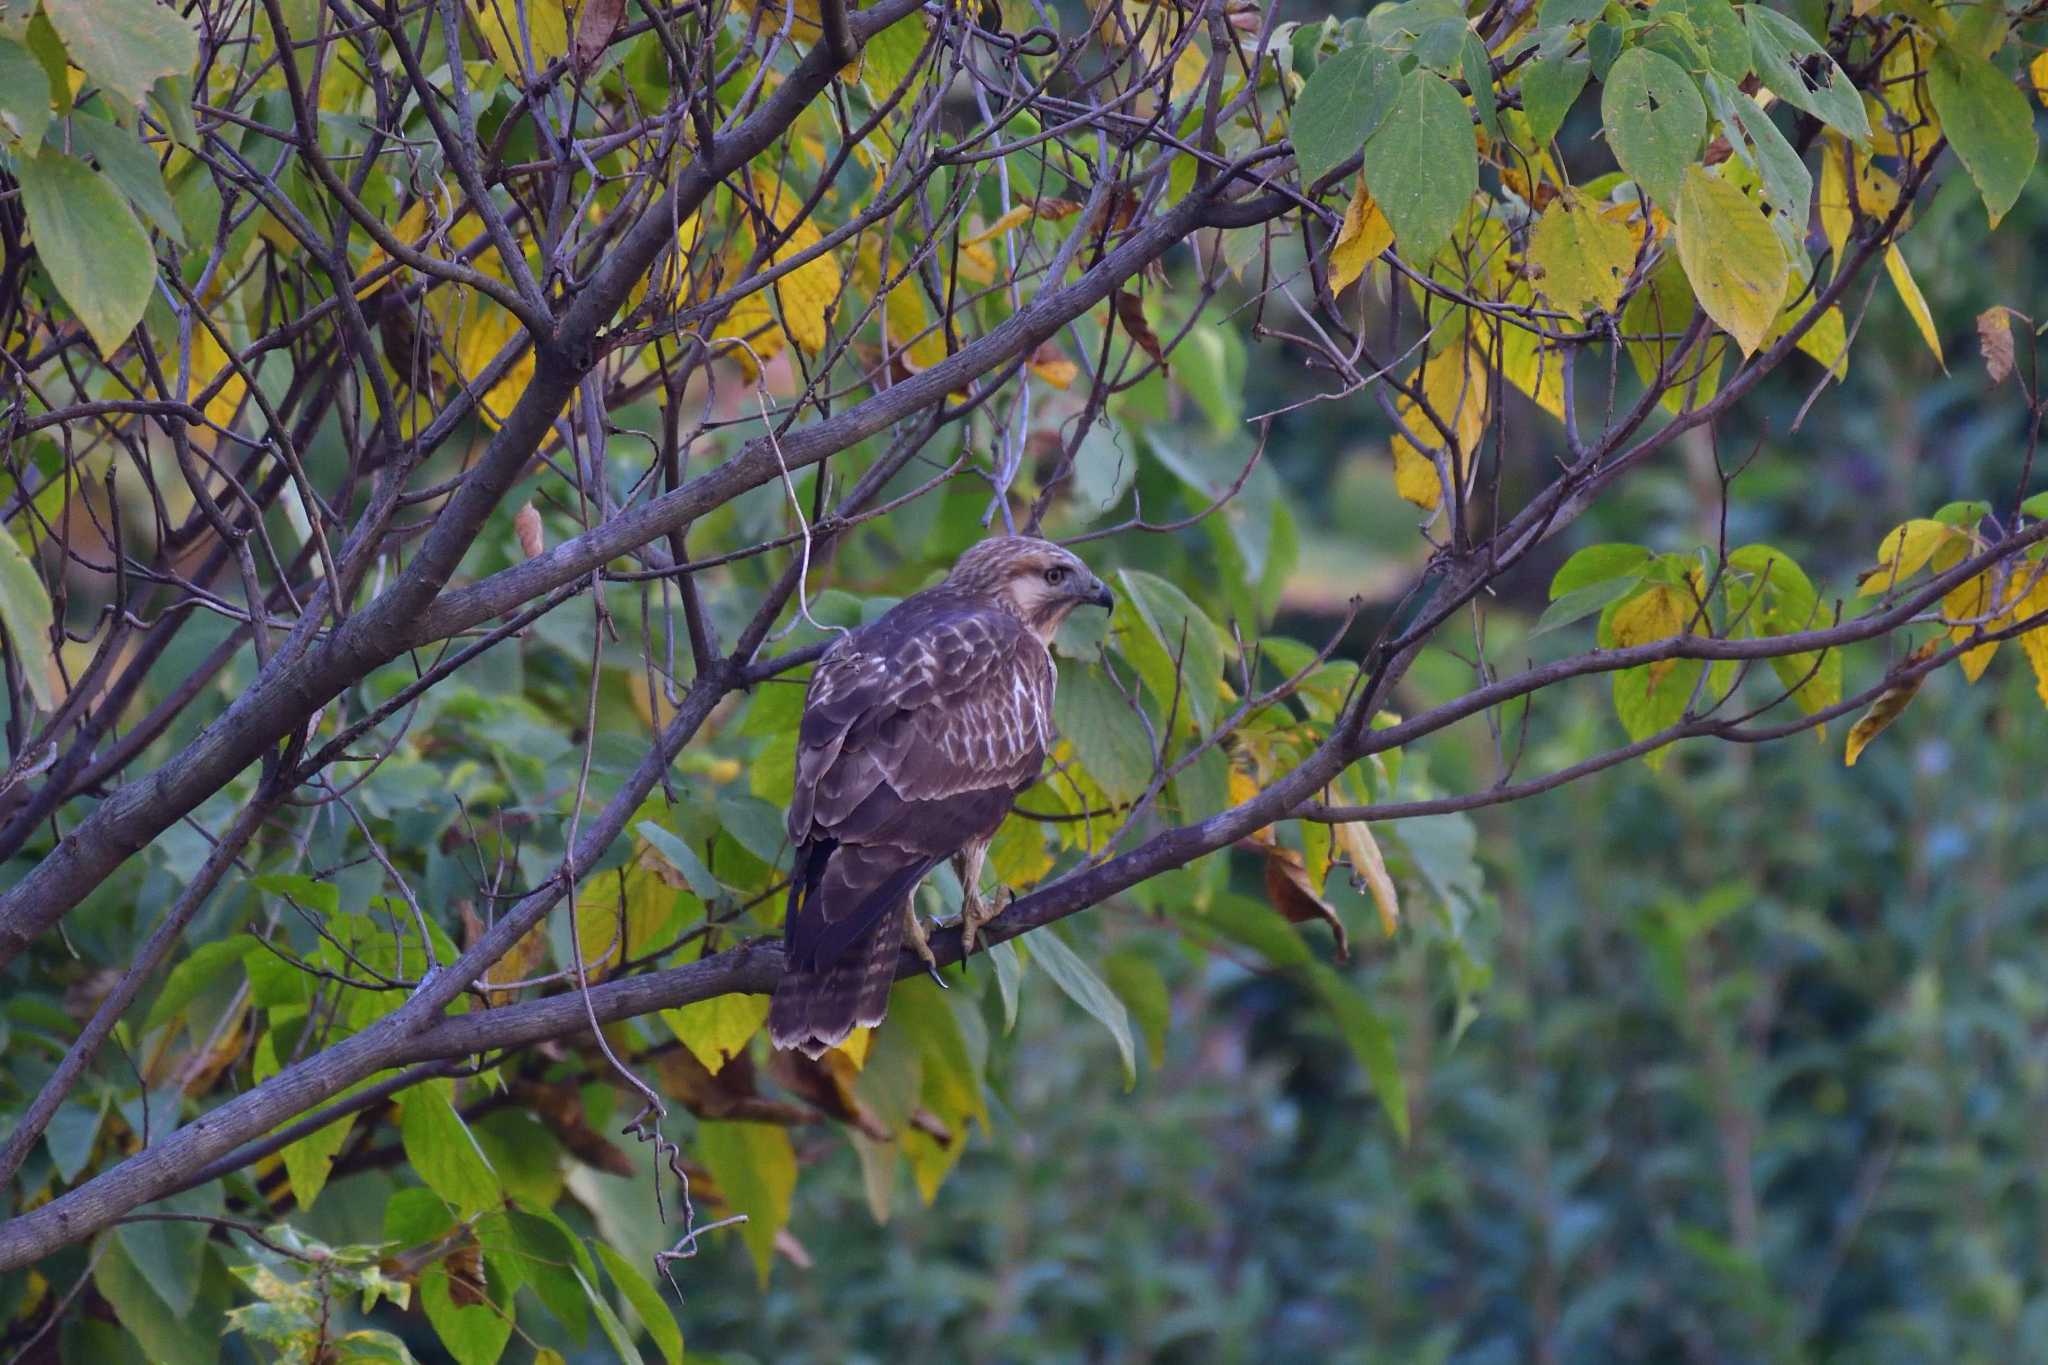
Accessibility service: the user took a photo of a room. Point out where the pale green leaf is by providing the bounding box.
[1291,43,1398,185]
[1743,5,1870,142]
[17,146,156,356]
[1926,41,2039,227]
[400,1078,501,1219]
[1028,927,1137,1087]
[1601,46,1706,205]
[594,1241,685,1365]
[42,0,196,108]
[1361,69,1478,260]
[0,36,52,150]
[696,1121,796,1288]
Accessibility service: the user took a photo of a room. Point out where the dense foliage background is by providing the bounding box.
[4,0,2048,1357]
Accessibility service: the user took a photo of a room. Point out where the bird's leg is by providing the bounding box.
[953,839,1002,960]
[902,899,946,988]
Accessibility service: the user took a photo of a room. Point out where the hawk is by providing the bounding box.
[767,535,1114,1058]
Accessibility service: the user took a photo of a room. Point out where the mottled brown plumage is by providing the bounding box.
[768,536,1114,1058]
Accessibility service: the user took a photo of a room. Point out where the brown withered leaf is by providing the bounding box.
[513,501,544,558]
[573,0,626,74]
[655,1043,813,1126]
[1979,306,2016,386]
[444,1239,488,1308]
[768,1048,891,1140]
[1113,290,1165,365]
[1251,839,1352,962]
[1844,638,1942,766]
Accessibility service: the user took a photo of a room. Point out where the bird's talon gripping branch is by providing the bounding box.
[903,902,947,988]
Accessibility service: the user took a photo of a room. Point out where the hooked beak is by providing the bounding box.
[1084,577,1114,611]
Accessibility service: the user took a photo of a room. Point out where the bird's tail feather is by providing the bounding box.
[768,910,903,1059]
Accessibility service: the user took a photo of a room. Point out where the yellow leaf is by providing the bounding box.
[748,175,842,355]
[1526,193,1636,319]
[470,0,572,84]
[1675,165,1789,357]
[988,812,1053,887]
[1390,344,1486,510]
[883,278,947,371]
[446,294,536,429]
[2015,572,2048,707]
[962,203,1036,246]
[1611,582,1694,686]
[1816,136,1902,276]
[832,1026,872,1070]
[2035,50,2048,108]
[186,325,248,430]
[1333,821,1400,937]
[1943,570,2002,681]
[1328,177,1393,293]
[1884,244,1944,369]
[572,847,677,981]
[1028,340,1078,388]
[1857,519,1963,595]
[1844,640,1940,765]
[663,992,772,1075]
[696,1120,797,1287]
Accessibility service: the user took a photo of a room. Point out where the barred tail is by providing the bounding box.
[768,910,903,1059]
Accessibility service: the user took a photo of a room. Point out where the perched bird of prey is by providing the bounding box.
[768,536,1115,1059]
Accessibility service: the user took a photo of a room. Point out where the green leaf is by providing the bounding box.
[280,1107,355,1213]
[1531,576,1647,638]
[1675,164,1790,356]
[400,1079,501,1218]
[66,112,184,244]
[1027,927,1137,1087]
[143,936,249,1030]
[987,938,1023,1034]
[1361,69,1478,260]
[42,0,197,108]
[696,1121,797,1288]
[1104,950,1170,1068]
[422,1262,511,1365]
[1527,194,1637,318]
[1291,42,1399,184]
[0,36,53,150]
[17,146,156,356]
[45,1095,106,1183]
[1521,54,1590,147]
[1704,73,1810,225]
[1550,542,1653,597]
[93,1234,218,1365]
[635,820,722,900]
[1613,657,1704,763]
[116,1185,220,1315]
[1539,0,1609,27]
[574,1267,644,1365]
[1926,42,2039,228]
[1114,567,1225,731]
[1742,5,1869,142]
[1461,31,1501,147]
[0,515,58,712]
[1051,666,1155,804]
[593,1241,685,1365]
[1199,891,1314,968]
[1309,963,1409,1142]
[1601,46,1706,205]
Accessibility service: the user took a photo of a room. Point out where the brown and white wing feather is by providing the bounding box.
[770,597,1055,1056]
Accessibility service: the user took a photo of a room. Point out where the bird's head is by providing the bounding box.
[947,535,1114,642]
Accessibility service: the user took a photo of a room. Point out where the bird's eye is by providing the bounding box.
[1043,565,1068,586]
